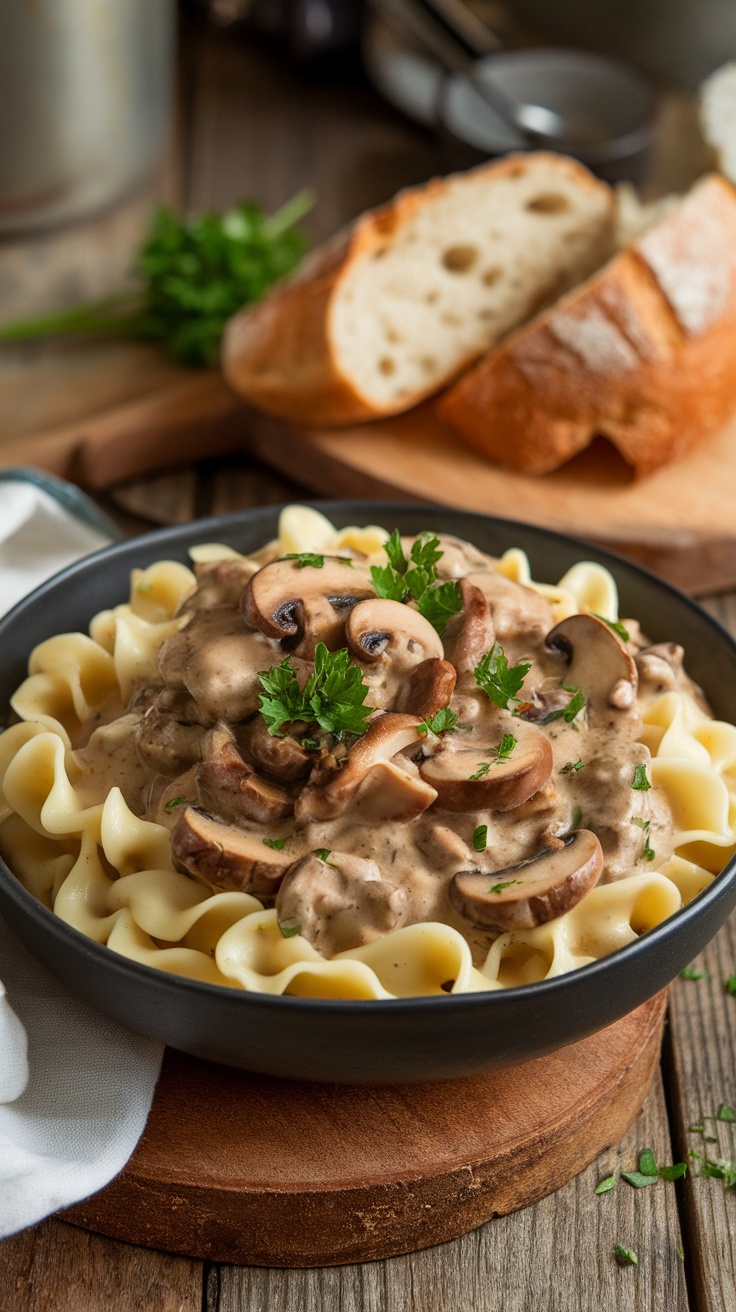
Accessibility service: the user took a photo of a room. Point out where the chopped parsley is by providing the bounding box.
[717,1105,736,1123]
[301,737,320,750]
[258,642,372,738]
[370,530,461,634]
[417,708,459,737]
[282,552,325,568]
[278,920,301,938]
[314,848,335,866]
[631,816,649,830]
[474,644,531,710]
[472,825,488,853]
[680,963,710,981]
[621,1170,660,1189]
[638,1148,658,1177]
[561,759,584,774]
[726,974,736,996]
[469,762,491,781]
[164,796,191,812]
[543,685,586,725]
[263,838,286,850]
[621,1147,687,1187]
[495,733,517,762]
[660,1162,687,1180]
[643,833,656,862]
[593,613,630,642]
[489,879,522,894]
[595,1174,616,1195]
[613,1245,638,1267]
[632,764,651,792]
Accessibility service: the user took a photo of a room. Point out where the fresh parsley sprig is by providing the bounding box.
[417,708,459,737]
[370,530,461,635]
[474,644,531,710]
[258,642,372,738]
[0,190,313,365]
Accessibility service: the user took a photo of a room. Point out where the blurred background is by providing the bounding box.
[0,0,734,506]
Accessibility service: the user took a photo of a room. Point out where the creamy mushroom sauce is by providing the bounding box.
[69,532,692,965]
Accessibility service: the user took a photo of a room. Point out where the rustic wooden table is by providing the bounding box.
[1,16,735,1312]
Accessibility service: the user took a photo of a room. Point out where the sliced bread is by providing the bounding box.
[222,154,615,425]
[437,174,736,476]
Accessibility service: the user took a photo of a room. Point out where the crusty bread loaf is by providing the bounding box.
[222,154,615,425]
[437,174,736,476]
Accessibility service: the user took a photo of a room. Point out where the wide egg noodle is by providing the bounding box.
[0,506,731,999]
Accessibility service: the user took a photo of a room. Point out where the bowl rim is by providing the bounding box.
[1,498,734,1017]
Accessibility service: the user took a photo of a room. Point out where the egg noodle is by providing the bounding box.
[0,507,731,1000]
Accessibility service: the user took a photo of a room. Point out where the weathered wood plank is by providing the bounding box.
[0,1218,202,1312]
[213,1073,687,1312]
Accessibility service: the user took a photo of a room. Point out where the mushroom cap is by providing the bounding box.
[397,657,457,719]
[419,728,553,813]
[345,598,443,663]
[544,613,637,712]
[295,712,436,821]
[242,557,374,657]
[171,806,294,896]
[444,579,495,675]
[240,715,312,783]
[450,828,604,931]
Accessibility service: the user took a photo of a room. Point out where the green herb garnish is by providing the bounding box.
[660,1162,687,1180]
[301,738,320,750]
[278,921,301,939]
[164,796,192,812]
[570,806,583,831]
[561,759,584,774]
[417,708,459,737]
[495,733,517,762]
[717,1104,736,1122]
[474,643,531,710]
[593,613,630,642]
[263,838,286,850]
[613,1245,638,1266]
[638,1148,659,1177]
[282,552,325,569]
[314,849,335,866]
[469,762,491,781]
[726,974,736,996]
[0,190,313,365]
[489,879,522,894]
[258,642,372,738]
[632,764,651,792]
[472,825,488,853]
[543,685,587,725]
[643,833,656,862]
[680,963,710,981]
[595,1174,616,1195]
[621,1170,659,1189]
[370,530,461,634]
[416,580,463,635]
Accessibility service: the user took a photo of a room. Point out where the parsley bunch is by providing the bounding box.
[258,642,372,739]
[0,190,313,365]
[371,530,461,634]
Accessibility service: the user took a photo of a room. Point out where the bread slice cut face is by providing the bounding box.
[222,153,615,425]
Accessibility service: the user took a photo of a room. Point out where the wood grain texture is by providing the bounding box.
[211,1072,687,1312]
[0,1218,201,1312]
[62,994,666,1267]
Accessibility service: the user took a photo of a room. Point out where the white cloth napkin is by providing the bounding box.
[0,470,164,1239]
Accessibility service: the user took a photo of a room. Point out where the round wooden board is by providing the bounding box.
[61,991,667,1267]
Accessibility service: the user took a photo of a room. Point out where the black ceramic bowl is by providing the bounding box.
[1,503,735,1085]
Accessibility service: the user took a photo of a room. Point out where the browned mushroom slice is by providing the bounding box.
[443,579,495,675]
[134,689,206,776]
[158,608,278,723]
[239,715,313,783]
[171,806,292,896]
[296,712,436,822]
[241,558,374,657]
[345,598,443,664]
[196,726,293,825]
[276,851,407,957]
[450,828,603,931]
[419,729,552,813]
[544,614,637,712]
[397,657,457,718]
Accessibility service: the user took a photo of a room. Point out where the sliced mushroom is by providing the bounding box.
[419,728,552,813]
[276,851,407,956]
[242,557,374,657]
[443,579,495,675]
[134,689,206,776]
[171,806,292,896]
[196,726,293,825]
[544,614,637,712]
[396,657,456,719]
[158,608,278,723]
[345,598,443,663]
[296,712,436,822]
[178,558,259,614]
[239,715,313,783]
[450,828,603,931]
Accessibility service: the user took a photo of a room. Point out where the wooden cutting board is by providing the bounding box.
[6,368,736,595]
[60,992,666,1267]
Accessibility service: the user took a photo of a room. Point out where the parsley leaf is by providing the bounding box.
[371,562,408,602]
[595,1174,616,1194]
[718,1104,736,1122]
[561,759,584,774]
[163,795,192,812]
[278,920,301,938]
[263,838,286,850]
[258,643,372,739]
[474,643,531,709]
[680,963,710,981]
[621,1169,660,1189]
[593,613,630,642]
[282,552,325,569]
[416,579,462,635]
[726,974,736,996]
[643,833,656,862]
[639,1148,659,1176]
[469,762,491,781]
[472,825,488,853]
[660,1162,687,1180]
[632,764,651,791]
[314,848,335,866]
[0,191,313,365]
[384,528,407,573]
[495,733,517,762]
[614,1245,638,1266]
[543,685,586,724]
[370,530,461,634]
[417,708,459,737]
[489,879,522,894]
